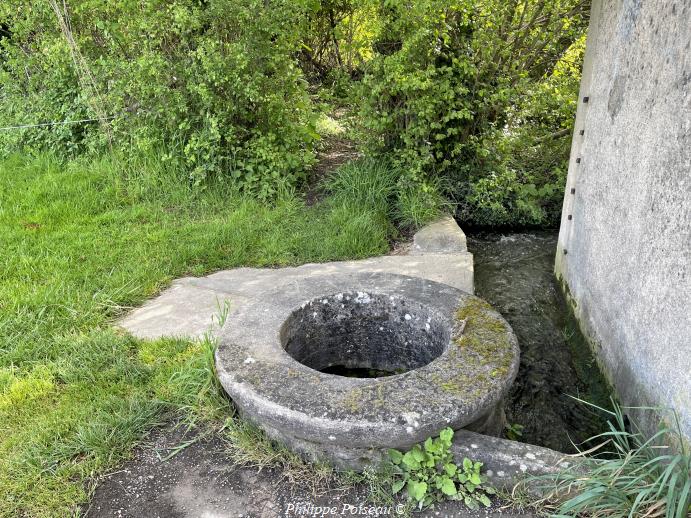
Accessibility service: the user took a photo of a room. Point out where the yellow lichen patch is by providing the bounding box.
[455,298,508,335]
[341,387,364,412]
[373,384,386,409]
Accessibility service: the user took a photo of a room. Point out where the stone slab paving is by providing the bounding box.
[119,218,474,341]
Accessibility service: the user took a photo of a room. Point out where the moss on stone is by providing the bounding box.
[453,298,514,378]
[423,298,518,400]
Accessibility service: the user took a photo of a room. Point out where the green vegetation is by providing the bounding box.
[1,0,588,226]
[0,0,317,197]
[388,427,496,510]
[224,417,337,490]
[0,153,395,516]
[529,401,691,518]
[0,1,593,514]
[359,0,587,226]
[323,157,444,228]
[504,423,524,441]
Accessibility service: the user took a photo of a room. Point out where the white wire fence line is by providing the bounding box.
[0,115,119,131]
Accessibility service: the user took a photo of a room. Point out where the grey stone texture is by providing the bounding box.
[215,272,520,469]
[411,216,468,255]
[118,217,572,488]
[555,0,691,441]
[119,255,473,341]
[452,430,581,492]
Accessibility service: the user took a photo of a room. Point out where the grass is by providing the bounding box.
[224,417,337,491]
[0,151,399,517]
[528,400,690,518]
[322,156,445,229]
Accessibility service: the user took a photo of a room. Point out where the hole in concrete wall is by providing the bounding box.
[280,292,449,378]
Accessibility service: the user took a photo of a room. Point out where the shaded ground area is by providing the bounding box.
[467,230,612,453]
[85,424,533,518]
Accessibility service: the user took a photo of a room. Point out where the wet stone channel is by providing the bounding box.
[467,230,613,453]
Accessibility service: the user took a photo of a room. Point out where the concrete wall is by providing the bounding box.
[555,0,690,442]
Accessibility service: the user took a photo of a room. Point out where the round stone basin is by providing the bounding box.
[281,292,449,377]
[215,272,519,469]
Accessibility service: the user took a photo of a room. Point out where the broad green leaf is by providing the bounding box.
[388,449,403,464]
[441,478,457,496]
[402,451,421,470]
[411,445,426,462]
[478,494,492,507]
[408,480,428,502]
[391,479,405,494]
[444,463,457,476]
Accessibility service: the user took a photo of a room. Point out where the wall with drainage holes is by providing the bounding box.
[555,0,690,443]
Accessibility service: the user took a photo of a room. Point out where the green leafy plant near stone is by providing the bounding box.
[387,427,495,510]
[505,422,524,441]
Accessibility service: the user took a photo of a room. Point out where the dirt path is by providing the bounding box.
[84,424,532,518]
[305,116,360,205]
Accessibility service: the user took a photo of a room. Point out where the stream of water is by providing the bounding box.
[467,230,613,453]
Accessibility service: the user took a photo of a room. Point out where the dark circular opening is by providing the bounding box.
[280,292,449,378]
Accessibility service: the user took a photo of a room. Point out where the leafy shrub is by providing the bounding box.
[388,427,496,510]
[359,1,476,183]
[359,0,589,227]
[0,0,317,196]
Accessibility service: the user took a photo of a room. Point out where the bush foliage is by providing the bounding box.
[0,0,318,197]
[0,0,590,225]
[359,0,588,226]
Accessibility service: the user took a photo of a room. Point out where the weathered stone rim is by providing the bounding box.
[216,272,519,452]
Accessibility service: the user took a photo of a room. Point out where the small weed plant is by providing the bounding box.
[505,423,524,441]
[388,427,496,510]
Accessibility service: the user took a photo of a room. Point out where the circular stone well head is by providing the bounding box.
[280,292,449,377]
[215,272,519,469]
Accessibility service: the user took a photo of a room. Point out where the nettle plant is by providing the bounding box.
[388,427,496,510]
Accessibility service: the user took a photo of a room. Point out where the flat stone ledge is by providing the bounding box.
[411,216,468,255]
[452,430,581,492]
[118,217,473,341]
